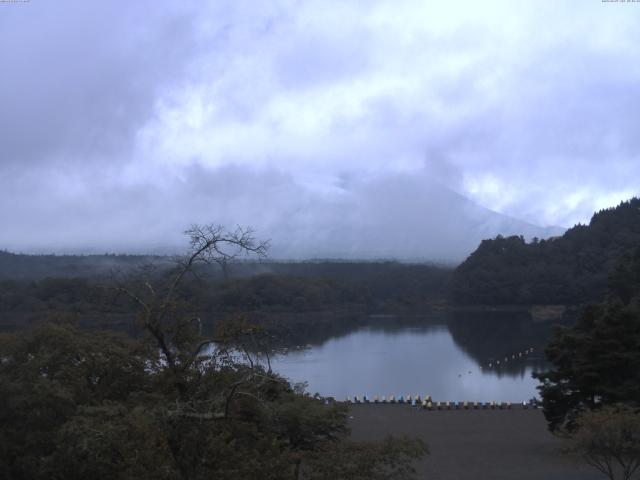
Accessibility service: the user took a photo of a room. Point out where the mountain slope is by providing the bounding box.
[1,170,562,262]
[262,175,563,262]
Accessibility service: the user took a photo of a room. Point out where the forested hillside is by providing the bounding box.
[450,198,640,305]
[0,250,163,280]
[0,260,451,336]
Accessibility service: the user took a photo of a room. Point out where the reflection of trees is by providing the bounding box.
[207,308,570,381]
[446,310,568,377]
[204,311,450,351]
[202,310,368,351]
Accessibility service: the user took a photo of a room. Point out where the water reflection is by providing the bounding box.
[447,310,553,377]
[269,312,562,402]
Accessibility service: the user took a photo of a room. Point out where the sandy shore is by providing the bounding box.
[349,405,601,480]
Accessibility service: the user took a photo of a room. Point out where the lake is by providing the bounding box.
[269,312,553,403]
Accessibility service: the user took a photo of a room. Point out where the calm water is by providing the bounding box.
[270,316,550,403]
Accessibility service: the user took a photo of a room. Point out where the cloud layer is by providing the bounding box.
[1,0,638,257]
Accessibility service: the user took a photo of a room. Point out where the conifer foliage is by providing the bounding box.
[535,247,640,431]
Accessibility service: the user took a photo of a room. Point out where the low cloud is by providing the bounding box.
[0,0,637,257]
[0,165,562,262]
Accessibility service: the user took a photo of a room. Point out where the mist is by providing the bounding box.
[1,165,562,262]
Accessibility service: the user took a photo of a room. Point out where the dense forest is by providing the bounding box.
[0,250,164,280]
[0,258,451,341]
[450,198,640,305]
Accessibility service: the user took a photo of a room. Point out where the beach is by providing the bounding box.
[349,405,601,480]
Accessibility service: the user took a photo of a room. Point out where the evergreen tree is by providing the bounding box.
[535,247,640,431]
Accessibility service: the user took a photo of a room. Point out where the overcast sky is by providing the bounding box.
[1,1,639,256]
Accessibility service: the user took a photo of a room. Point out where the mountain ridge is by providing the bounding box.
[450,197,640,305]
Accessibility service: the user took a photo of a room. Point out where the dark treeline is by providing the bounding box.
[0,250,451,286]
[204,261,451,310]
[451,197,640,305]
[0,260,451,340]
[0,250,165,280]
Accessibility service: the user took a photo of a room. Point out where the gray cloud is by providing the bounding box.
[0,1,202,166]
[0,0,638,259]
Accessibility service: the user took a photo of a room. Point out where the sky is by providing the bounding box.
[1,0,639,258]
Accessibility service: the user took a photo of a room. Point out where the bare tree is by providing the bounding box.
[112,224,269,392]
[566,405,640,480]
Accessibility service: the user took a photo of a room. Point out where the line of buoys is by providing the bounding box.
[484,346,536,369]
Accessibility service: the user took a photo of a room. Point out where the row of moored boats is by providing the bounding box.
[346,395,540,409]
